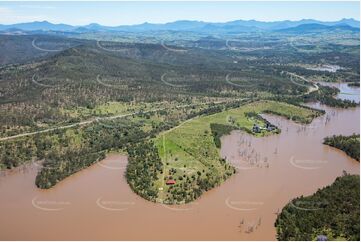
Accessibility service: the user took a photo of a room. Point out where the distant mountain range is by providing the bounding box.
[0,18,359,34]
[276,23,359,34]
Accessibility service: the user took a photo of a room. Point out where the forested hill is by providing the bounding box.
[275,174,360,241]
[0,34,309,106]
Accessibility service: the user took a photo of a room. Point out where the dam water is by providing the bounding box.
[0,87,359,240]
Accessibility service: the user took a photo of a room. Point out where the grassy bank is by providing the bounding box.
[153,100,322,204]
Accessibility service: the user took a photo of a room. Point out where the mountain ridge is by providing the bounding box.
[0,18,359,33]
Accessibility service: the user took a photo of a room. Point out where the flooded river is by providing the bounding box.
[317,81,360,103]
[219,103,359,239]
[0,95,359,239]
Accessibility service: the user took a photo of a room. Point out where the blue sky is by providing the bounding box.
[0,1,359,26]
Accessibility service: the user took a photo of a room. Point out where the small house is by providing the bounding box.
[265,123,275,131]
[166,180,176,185]
[252,124,261,133]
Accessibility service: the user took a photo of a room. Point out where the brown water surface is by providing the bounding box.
[0,103,359,240]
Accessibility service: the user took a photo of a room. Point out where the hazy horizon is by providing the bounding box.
[0,1,359,26]
[1,17,360,27]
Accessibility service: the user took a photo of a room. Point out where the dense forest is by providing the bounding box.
[126,141,163,201]
[275,174,360,241]
[324,134,360,161]
[34,121,150,188]
[36,149,106,188]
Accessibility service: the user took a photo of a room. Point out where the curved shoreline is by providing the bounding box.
[0,102,359,240]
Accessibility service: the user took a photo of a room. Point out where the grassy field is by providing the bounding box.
[154,100,321,203]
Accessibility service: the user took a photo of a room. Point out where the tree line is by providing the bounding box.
[324,134,360,161]
[275,174,360,241]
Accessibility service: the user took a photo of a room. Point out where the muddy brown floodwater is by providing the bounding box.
[0,100,359,240]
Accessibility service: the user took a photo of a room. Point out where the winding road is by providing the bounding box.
[286,72,319,94]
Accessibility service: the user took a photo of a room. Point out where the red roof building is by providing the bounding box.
[166,180,176,185]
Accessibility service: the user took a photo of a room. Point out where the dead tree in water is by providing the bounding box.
[274,148,278,154]
[245,226,252,234]
[257,217,262,227]
[246,225,254,234]
[238,219,244,232]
